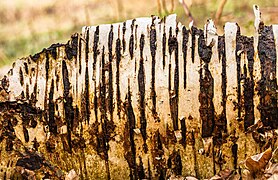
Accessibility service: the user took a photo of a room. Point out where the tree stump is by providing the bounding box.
[0,7,277,179]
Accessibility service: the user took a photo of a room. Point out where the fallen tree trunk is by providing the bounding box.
[0,7,277,179]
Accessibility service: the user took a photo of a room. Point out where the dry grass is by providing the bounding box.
[0,0,277,71]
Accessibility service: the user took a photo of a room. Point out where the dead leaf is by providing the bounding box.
[209,169,239,180]
[169,175,186,180]
[65,169,79,180]
[185,176,198,180]
[265,163,278,175]
[241,169,253,180]
[271,147,278,163]
[218,168,233,178]
[209,174,221,180]
[267,173,278,180]
[245,147,272,173]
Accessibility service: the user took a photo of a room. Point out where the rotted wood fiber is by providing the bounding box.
[0,14,277,179]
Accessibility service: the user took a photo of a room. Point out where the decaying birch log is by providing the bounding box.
[0,6,277,179]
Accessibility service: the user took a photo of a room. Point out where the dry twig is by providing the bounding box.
[170,0,174,13]
[162,0,169,14]
[157,0,162,16]
[215,0,228,24]
[179,0,194,23]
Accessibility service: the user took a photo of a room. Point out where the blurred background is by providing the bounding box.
[0,0,278,74]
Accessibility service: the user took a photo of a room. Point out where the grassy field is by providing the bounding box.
[0,0,277,74]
